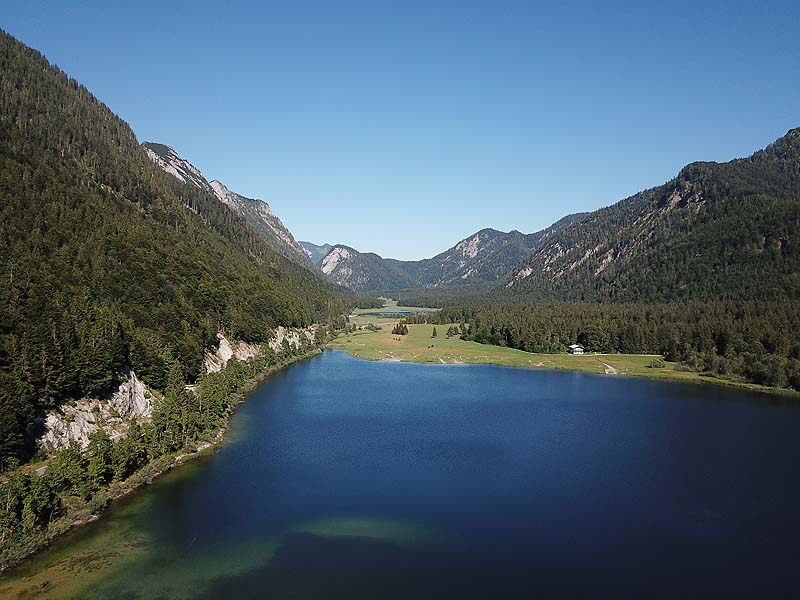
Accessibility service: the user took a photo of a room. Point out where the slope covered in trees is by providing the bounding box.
[320,128,800,300]
[0,30,350,465]
[505,129,800,301]
[141,142,314,269]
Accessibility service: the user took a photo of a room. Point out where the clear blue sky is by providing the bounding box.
[4,1,799,260]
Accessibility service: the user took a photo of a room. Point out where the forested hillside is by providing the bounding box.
[506,129,800,301]
[141,142,314,268]
[0,30,349,465]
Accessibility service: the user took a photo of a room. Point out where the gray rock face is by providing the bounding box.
[41,327,319,453]
[203,326,317,373]
[40,370,154,451]
[203,333,261,373]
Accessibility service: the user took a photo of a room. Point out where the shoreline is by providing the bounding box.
[0,347,322,574]
[329,333,799,399]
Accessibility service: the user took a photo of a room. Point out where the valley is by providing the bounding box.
[1,11,800,599]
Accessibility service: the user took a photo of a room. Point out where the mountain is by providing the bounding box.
[207,180,314,269]
[320,245,418,291]
[141,142,312,268]
[299,241,334,265]
[316,219,583,292]
[323,129,800,302]
[411,216,586,288]
[505,129,800,301]
[0,29,348,464]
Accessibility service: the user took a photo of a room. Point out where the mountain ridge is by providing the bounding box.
[313,217,586,293]
[312,128,799,301]
[299,241,334,265]
[504,127,800,301]
[141,142,313,268]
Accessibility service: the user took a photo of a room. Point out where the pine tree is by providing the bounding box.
[86,430,113,489]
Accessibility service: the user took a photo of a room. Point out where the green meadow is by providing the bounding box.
[330,321,795,395]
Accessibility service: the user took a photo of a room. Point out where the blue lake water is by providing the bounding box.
[3,350,800,598]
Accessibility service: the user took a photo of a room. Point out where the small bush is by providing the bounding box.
[648,357,666,369]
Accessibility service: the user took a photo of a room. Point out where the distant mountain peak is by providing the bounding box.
[311,224,573,292]
[299,241,334,265]
[321,245,356,275]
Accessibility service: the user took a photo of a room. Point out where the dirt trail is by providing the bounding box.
[600,362,620,375]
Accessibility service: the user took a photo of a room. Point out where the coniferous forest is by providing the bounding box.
[3,4,800,596]
[0,339,317,567]
[0,30,351,467]
[416,301,800,391]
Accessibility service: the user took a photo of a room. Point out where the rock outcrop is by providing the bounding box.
[203,333,262,373]
[204,327,318,373]
[40,327,319,452]
[141,142,312,267]
[40,370,154,452]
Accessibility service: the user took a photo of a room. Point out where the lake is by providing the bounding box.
[3,350,800,598]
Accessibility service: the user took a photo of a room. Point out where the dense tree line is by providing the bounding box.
[425,301,800,391]
[0,31,351,466]
[354,297,385,309]
[0,340,317,566]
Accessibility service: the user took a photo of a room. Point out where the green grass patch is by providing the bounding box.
[348,299,439,327]
[330,323,796,395]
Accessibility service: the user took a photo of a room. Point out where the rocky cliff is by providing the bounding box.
[41,326,319,451]
[203,326,317,372]
[39,370,154,452]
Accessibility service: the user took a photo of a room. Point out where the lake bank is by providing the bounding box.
[329,323,799,397]
[0,347,322,574]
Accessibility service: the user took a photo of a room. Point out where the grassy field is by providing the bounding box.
[330,322,796,395]
[348,299,439,327]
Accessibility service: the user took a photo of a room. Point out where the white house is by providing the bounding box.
[567,344,585,355]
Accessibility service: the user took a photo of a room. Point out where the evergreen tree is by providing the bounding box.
[86,431,113,490]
